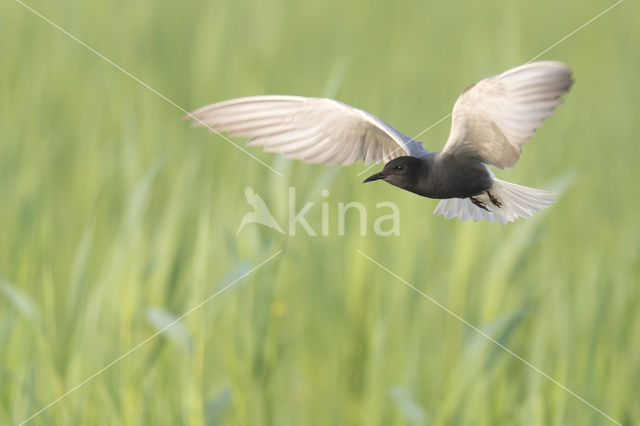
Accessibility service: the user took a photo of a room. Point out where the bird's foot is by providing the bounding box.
[487,191,502,207]
[470,196,490,211]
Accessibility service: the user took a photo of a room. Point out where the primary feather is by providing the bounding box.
[188,95,428,165]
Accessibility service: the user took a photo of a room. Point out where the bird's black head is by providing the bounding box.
[363,156,425,191]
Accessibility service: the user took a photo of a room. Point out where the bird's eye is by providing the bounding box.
[394,165,404,171]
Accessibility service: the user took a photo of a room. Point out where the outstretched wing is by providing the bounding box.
[441,61,573,169]
[187,96,428,165]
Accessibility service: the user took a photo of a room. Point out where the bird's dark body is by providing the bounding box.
[418,153,493,199]
[365,153,493,200]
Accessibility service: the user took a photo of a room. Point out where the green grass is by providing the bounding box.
[1,0,639,424]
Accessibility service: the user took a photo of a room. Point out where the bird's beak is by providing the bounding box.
[363,171,385,183]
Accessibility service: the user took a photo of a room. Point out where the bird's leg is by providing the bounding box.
[487,191,502,207]
[470,196,490,211]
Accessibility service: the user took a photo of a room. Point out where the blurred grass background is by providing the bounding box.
[1,0,639,424]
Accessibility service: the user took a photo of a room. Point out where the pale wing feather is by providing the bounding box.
[188,96,427,165]
[442,61,573,168]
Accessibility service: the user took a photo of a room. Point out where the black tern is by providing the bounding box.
[187,61,572,224]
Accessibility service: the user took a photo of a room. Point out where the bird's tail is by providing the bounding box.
[433,179,555,224]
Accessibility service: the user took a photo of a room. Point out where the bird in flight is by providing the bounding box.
[187,61,573,224]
